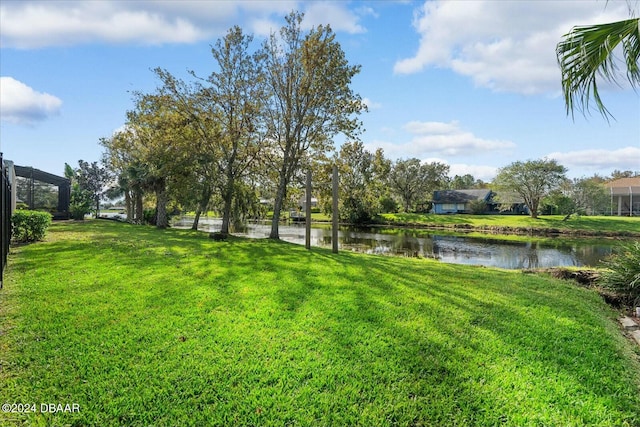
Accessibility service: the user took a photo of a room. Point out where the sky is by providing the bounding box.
[1,0,639,182]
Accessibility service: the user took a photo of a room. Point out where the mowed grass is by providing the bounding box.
[1,221,639,426]
[380,213,640,235]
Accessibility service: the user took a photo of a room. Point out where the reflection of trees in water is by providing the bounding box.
[173,217,618,268]
[519,244,540,269]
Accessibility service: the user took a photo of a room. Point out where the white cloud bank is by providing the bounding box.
[366,120,514,159]
[547,147,640,173]
[402,120,515,157]
[394,1,632,95]
[0,77,62,125]
[0,1,365,48]
[365,120,513,181]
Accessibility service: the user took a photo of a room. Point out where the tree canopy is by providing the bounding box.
[494,159,568,219]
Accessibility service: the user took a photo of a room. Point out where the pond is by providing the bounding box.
[172,217,618,270]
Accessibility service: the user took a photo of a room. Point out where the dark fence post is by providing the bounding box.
[332,165,339,254]
[1,152,12,289]
[305,170,312,250]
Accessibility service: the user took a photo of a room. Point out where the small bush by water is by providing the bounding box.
[599,241,640,307]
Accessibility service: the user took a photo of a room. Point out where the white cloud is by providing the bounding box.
[404,120,515,156]
[404,120,459,135]
[394,1,632,95]
[447,163,498,182]
[424,158,498,181]
[547,146,640,171]
[362,97,382,110]
[366,120,514,159]
[0,1,363,48]
[0,2,208,48]
[0,77,62,125]
[302,2,366,34]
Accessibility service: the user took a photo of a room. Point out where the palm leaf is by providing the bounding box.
[557,18,640,120]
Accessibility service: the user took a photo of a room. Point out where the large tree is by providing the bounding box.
[570,176,610,215]
[320,141,390,224]
[76,160,112,218]
[557,17,639,119]
[154,26,268,235]
[100,132,147,223]
[389,159,449,212]
[494,159,568,219]
[124,92,191,228]
[264,11,366,239]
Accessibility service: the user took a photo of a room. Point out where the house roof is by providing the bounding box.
[432,189,492,204]
[605,177,640,195]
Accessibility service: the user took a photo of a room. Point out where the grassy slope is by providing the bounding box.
[1,221,639,426]
[380,213,640,234]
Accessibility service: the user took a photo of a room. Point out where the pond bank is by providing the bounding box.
[375,221,640,238]
[374,214,640,238]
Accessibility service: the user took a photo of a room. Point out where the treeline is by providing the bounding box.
[94,12,363,239]
[64,12,638,229]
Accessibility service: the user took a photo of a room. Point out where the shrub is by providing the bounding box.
[469,199,488,214]
[598,241,640,306]
[379,196,399,214]
[11,210,53,243]
[70,183,93,220]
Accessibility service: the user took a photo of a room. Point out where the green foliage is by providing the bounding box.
[599,241,640,306]
[1,220,639,426]
[10,210,52,242]
[320,142,389,224]
[389,159,449,213]
[379,196,399,214]
[264,11,366,238]
[543,191,576,215]
[69,183,93,220]
[571,177,610,215]
[557,18,640,119]
[468,199,488,214]
[76,160,112,218]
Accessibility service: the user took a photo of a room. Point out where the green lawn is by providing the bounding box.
[1,221,639,426]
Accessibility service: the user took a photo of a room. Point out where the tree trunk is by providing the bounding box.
[220,185,234,235]
[270,171,289,240]
[135,191,143,224]
[192,209,202,230]
[191,186,212,230]
[125,191,132,222]
[155,179,168,229]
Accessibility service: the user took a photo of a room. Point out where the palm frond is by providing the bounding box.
[557,18,640,120]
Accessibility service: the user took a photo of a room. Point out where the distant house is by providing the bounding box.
[604,177,640,216]
[431,189,493,214]
[431,189,529,215]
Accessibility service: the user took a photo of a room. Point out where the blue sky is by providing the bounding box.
[1,0,638,182]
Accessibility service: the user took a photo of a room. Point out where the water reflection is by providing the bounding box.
[172,217,615,269]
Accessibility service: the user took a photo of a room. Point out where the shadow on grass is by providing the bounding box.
[3,220,639,425]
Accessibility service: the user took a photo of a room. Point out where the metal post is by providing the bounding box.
[332,165,339,254]
[305,170,311,250]
[1,152,4,289]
